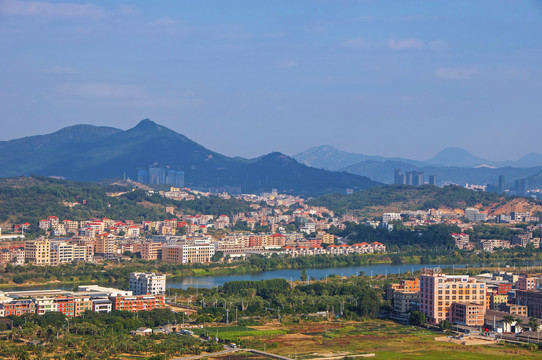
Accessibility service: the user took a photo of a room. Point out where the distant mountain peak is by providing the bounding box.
[134,118,160,129]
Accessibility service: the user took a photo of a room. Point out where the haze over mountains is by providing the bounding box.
[0,120,379,195]
[294,145,542,187]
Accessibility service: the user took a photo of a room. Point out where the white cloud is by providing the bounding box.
[388,38,425,50]
[148,16,175,26]
[278,60,298,69]
[338,37,367,49]
[45,66,79,74]
[435,67,478,80]
[57,83,147,99]
[0,0,107,19]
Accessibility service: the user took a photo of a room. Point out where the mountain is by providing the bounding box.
[293,145,425,171]
[0,120,380,195]
[425,147,489,167]
[341,160,542,186]
[0,124,122,177]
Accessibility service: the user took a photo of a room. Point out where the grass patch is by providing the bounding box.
[193,326,287,341]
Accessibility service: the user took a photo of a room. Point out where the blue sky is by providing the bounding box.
[1,0,541,161]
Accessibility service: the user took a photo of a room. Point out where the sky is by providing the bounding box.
[1,0,542,161]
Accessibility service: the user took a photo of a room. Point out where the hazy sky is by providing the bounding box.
[1,0,541,161]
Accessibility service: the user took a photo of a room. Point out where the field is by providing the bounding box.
[192,326,287,341]
[224,320,542,360]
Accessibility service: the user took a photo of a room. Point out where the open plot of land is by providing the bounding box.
[250,320,542,360]
[193,326,287,341]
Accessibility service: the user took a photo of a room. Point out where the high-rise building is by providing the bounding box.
[429,175,437,186]
[405,171,413,185]
[129,272,166,295]
[498,175,505,194]
[394,169,406,185]
[419,268,486,325]
[411,171,424,186]
[137,169,148,184]
[515,179,527,196]
[149,167,166,185]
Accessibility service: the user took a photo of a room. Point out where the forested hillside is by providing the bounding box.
[308,185,512,215]
[0,176,252,228]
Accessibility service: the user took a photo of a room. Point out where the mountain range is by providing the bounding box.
[0,120,379,195]
[293,145,542,188]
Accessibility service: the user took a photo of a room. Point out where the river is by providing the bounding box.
[2,263,474,292]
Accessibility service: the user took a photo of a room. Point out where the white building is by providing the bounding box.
[465,208,487,222]
[129,272,166,295]
[382,213,401,223]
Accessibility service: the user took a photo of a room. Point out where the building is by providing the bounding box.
[394,169,406,185]
[0,300,36,316]
[451,302,485,327]
[518,276,537,291]
[95,236,116,257]
[515,179,527,196]
[498,175,505,194]
[411,171,424,186]
[464,208,487,222]
[162,243,215,264]
[502,304,528,316]
[24,238,50,265]
[129,272,166,295]
[419,268,486,325]
[429,175,437,186]
[110,294,165,312]
[393,291,419,314]
[141,242,162,261]
[382,213,401,223]
[516,290,542,318]
[92,298,112,313]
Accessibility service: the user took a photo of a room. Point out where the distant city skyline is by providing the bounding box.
[1,0,541,161]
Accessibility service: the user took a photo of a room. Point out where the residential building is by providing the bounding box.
[516,290,542,318]
[451,302,485,327]
[465,208,487,222]
[419,268,486,325]
[24,238,50,265]
[162,243,215,264]
[129,272,166,295]
[110,294,166,312]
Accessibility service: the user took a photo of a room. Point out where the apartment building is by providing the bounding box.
[141,242,162,261]
[110,294,165,312]
[451,302,485,326]
[24,238,50,265]
[162,243,215,264]
[419,268,486,325]
[129,272,166,295]
[516,290,542,318]
[95,236,116,257]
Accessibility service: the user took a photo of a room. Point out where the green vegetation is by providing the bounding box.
[308,184,511,215]
[192,326,286,341]
[0,176,251,230]
[0,309,223,359]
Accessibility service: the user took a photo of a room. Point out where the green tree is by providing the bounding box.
[410,311,426,326]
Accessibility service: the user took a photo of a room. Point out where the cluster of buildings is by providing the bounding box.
[388,268,542,333]
[0,272,166,318]
[452,227,541,252]
[137,166,185,187]
[394,169,437,186]
[282,242,385,257]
